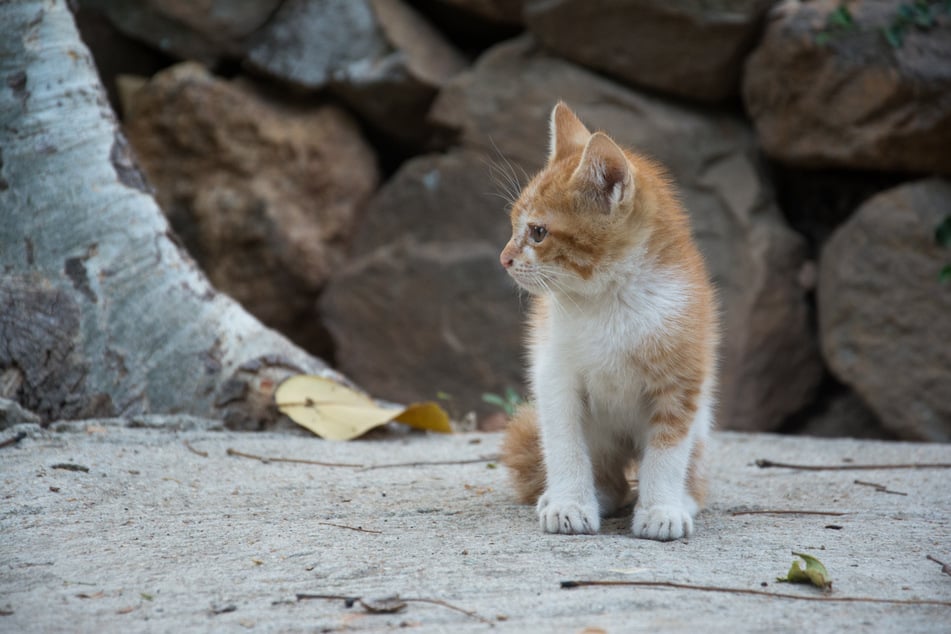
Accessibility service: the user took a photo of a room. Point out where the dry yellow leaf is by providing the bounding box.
[274,375,452,441]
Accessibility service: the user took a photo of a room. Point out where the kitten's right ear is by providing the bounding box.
[549,101,591,164]
[571,132,635,214]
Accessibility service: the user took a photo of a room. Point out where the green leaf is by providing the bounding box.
[484,389,524,415]
[776,552,833,590]
[482,393,509,409]
[934,215,951,247]
[884,25,904,48]
[436,391,453,402]
[828,5,854,29]
[814,32,831,46]
[913,6,936,26]
[940,264,951,284]
[898,4,917,20]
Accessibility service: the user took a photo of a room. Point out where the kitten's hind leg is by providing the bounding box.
[595,465,633,517]
[632,388,712,541]
[590,441,634,517]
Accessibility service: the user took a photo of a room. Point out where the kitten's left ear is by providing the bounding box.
[549,101,591,164]
[571,132,635,213]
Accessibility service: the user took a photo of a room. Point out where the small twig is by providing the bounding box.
[854,479,907,496]
[317,522,382,535]
[226,448,363,468]
[225,448,495,471]
[559,580,951,607]
[755,459,951,471]
[183,440,208,458]
[296,594,359,606]
[51,463,89,473]
[731,510,847,517]
[295,593,494,626]
[403,597,495,626]
[362,456,500,471]
[0,431,27,449]
[927,555,951,576]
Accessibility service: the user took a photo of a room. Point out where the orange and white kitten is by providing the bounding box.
[499,102,718,541]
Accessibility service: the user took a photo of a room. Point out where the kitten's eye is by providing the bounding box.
[529,224,548,244]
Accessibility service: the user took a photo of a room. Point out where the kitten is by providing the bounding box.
[499,102,718,541]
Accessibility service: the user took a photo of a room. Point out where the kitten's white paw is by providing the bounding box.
[631,504,693,541]
[537,492,600,534]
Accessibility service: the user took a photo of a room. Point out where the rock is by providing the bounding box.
[743,0,951,174]
[244,0,467,144]
[79,0,281,63]
[320,151,526,417]
[818,178,951,441]
[123,63,378,355]
[0,397,41,430]
[326,37,821,431]
[794,390,894,441]
[523,0,776,102]
[74,6,172,114]
[479,411,510,432]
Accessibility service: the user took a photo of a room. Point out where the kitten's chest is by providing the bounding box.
[544,281,683,402]
[552,301,648,390]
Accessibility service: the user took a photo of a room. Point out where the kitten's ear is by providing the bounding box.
[571,132,635,213]
[549,101,591,164]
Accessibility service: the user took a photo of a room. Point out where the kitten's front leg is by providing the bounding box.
[535,364,599,535]
[632,388,712,541]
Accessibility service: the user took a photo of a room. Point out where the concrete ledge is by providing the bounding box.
[2,426,949,632]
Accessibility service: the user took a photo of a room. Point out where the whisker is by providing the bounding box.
[536,268,583,313]
[482,168,520,213]
[480,152,520,199]
[486,137,527,203]
[483,190,517,206]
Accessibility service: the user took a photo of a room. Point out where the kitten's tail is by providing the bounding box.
[500,403,546,504]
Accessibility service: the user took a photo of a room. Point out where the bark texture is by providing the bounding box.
[0,0,341,428]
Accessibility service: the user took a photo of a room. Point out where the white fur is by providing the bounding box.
[528,252,712,541]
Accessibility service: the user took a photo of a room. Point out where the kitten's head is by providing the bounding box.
[500,102,641,296]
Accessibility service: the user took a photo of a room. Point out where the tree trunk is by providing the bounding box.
[0,0,342,428]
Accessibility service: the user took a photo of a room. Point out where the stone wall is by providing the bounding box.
[77,0,951,440]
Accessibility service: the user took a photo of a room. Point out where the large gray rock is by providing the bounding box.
[325,37,821,430]
[744,0,951,174]
[819,179,951,441]
[123,63,379,355]
[79,0,281,63]
[794,390,893,440]
[524,0,776,102]
[244,0,467,144]
[320,151,525,417]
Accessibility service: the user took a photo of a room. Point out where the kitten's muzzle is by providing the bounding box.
[500,243,517,269]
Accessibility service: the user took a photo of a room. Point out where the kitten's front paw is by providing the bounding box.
[631,504,693,541]
[537,493,600,534]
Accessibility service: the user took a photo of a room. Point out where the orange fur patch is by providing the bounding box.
[500,404,546,504]
[686,439,708,508]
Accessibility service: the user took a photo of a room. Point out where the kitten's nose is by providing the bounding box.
[500,248,514,269]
